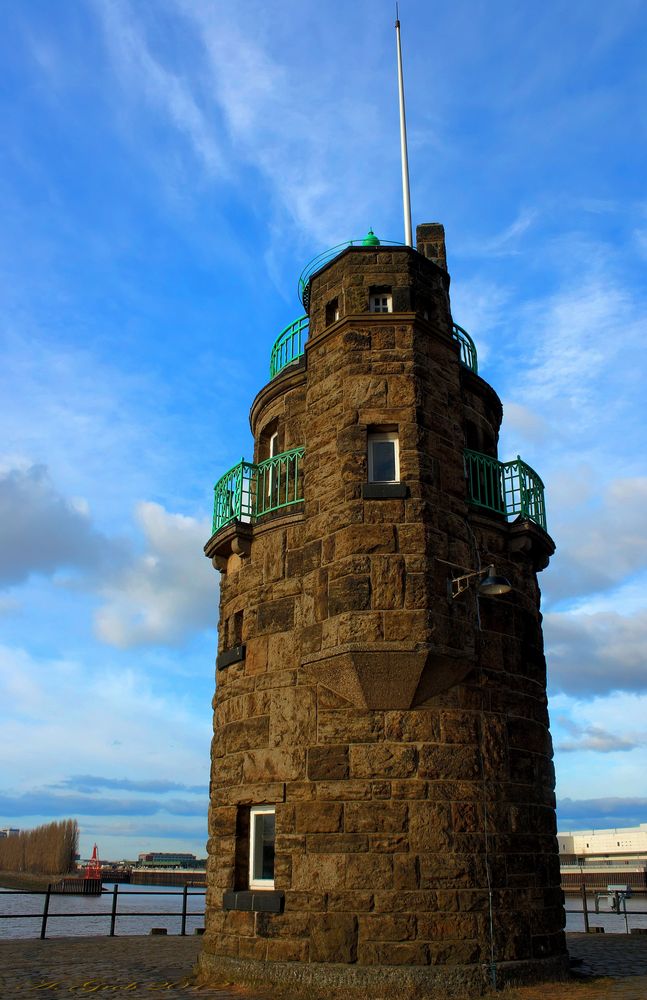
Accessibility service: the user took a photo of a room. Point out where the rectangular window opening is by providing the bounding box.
[228,610,243,647]
[369,285,393,314]
[368,431,400,484]
[267,431,280,501]
[249,805,275,890]
[325,298,340,325]
[370,293,392,314]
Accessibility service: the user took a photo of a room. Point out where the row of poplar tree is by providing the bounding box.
[0,819,79,875]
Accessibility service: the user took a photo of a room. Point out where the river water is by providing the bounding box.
[564,894,647,934]
[0,883,205,939]
[2,884,647,939]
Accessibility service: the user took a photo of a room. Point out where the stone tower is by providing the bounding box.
[198,224,568,997]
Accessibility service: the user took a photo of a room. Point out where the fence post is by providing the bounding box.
[181,885,188,937]
[40,884,52,940]
[581,883,590,933]
[109,883,119,937]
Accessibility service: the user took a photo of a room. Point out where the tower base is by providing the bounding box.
[196,950,571,999]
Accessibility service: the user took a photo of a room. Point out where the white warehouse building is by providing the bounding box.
[558,823,647,891]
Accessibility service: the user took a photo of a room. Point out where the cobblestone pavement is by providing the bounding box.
[0,933,646,999]
[0,937,252,998]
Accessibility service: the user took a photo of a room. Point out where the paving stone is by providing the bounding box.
[1,933,647,998]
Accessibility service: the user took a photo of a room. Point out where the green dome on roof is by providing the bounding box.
[362,228,380,246]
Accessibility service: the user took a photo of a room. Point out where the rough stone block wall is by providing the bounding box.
[200,244,567,996]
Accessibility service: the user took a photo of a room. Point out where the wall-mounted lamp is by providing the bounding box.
[449,564,512,600]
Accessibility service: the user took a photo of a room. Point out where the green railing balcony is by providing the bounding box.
[452,323,478,374]
[270,315,309,379]
[268,316,477,378]
[212,447,305,535]
[464,450,547,531]
[297,234,405,310]
[293,233,479,374]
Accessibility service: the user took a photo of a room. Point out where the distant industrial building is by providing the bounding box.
[137,852,206,870]
[559,823,647,890]
[0,828,19,838]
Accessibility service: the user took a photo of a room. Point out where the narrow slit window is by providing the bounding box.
[249,805,275,890]
[368,431,399,483]
[267,431,279,501]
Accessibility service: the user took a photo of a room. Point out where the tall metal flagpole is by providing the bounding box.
[395,4,413,247]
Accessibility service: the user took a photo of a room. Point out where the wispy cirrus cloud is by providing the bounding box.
[557,797,647,830]
[0,790,205,817]
[94,0,399,247]
[556,719,643,754]
[54,774,207,795]
[456,207,538,258]
[92,0,225,179]
[519,278,642,428]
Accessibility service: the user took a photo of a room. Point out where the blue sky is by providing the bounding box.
[0,0,646,861]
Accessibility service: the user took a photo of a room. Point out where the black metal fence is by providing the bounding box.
[4,884,647,940]
[0,884,205,939]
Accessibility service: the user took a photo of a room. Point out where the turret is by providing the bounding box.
[198,225,566,998]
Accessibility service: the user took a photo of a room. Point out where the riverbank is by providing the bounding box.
[0,871,60,891]
[0,934,646,999]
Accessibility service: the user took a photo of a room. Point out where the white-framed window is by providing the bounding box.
[249,805,275,890]
[368,431,400,483]
[269,431,279,459]
[370,293,392,313]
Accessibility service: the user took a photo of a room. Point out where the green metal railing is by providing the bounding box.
[212,447,305,535]
[452,323,478,374]
[298,237,406,310]
[464,450,547,530]
[270,315,309,379]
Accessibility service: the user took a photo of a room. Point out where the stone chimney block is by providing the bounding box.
[416,222,447,270]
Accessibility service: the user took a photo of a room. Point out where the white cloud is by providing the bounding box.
[521,281,632,420]
[0,643,211,789]
[556,719,642,754]
[552,690,647,801]
[182,3,390,245]
[557,797,647,830]
[93,0,225,178]
[543,477,647,604]
[500,401,549,445]
[0,464,121,587]
[634,227,647,260]
[546,607,647,696]
[95,501,216,648]
[507,239,646,446]
[94,0,398,247]
[456,207,538,258]
[450,277,511,368]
